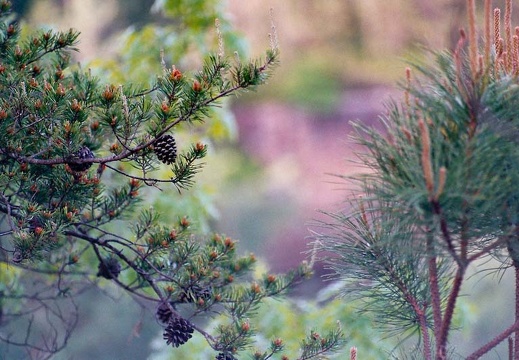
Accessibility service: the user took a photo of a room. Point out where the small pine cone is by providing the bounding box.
[163,316,194,347]
[156,302,174,324]
[67,146,95,172]
[154,135,177,165]
[178,285,212,303]
[216,353,236,360]
[96,257,121,279]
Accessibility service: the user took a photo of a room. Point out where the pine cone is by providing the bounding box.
[163,316,194,347]
[154,135,177,165]
[67,146,94,172]
[156,302,174,324]
[216,353,236,360]
[178,284,212,303]
[96,257,121,279]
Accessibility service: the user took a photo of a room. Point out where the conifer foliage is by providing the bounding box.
[0,2,344,359]
[315,0,519,359]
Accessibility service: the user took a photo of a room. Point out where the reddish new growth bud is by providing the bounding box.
[71,99,81,112]
[63,121,71,134]
[90,120,99,131]
[165,285,174,293]
[7,24,15,36]
[34,99,42,110]
[180,216,190,228]
[56,83,66,96]
[195,142,206,153]
[0,64,5,74]
[169,68,182,81]
[27,204,36,212]
[102,85,115,101]
[281,356,289,360]
[34,227,43,236]
[224,237,235,249]
[161,240,169,248]
[197,298,205,307]
[29,78,38,87]
[209,250,218,260]
[192,80,202,92]
[311,332,320,340]
[320,338,327,347]
[161,100,170,113]
[70,255,79,264]
[110,143,120,153]
[129,178,141,188]
[0,109,6,120]
[273,338,283,347]
[55,69,64,80]
[251,282,261,294]
[267,274,276,283]
[169,229,177,240]
[241,321,250,332]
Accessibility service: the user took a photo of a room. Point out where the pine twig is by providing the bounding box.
[466,320,519,360]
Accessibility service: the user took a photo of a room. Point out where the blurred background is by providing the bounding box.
[10,0,518,359]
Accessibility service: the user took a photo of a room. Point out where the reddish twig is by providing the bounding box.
[467,320,519,359]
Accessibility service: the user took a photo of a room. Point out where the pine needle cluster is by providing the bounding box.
[315,0,519,359]
[0,2,344,359]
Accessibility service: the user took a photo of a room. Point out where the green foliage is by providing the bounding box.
[314,2,519,359]
[0,2,345,359]
[88,0,250,233]
[150,286,390,360]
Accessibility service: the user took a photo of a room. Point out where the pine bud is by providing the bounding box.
[192,80,202,92]
[169,68,182,81]
[241,321,250,332]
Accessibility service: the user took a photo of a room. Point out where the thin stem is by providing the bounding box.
[420,303,433,360]
[426,231,443,345]
[437,267,465,359]
[467,320,519,360]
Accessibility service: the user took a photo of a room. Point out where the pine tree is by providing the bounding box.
[314,0,519,359]
[0,2,344,359]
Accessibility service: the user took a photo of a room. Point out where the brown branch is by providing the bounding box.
[426,232,443,345]
[10,56,276,169]
[437,267,465,359]
[467,320,519,359]
[431,200,462,266]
